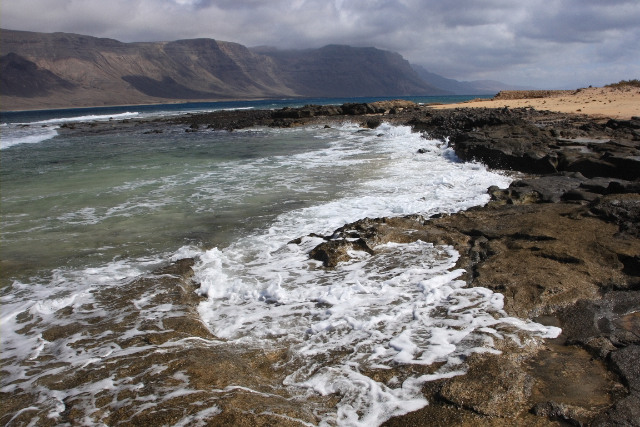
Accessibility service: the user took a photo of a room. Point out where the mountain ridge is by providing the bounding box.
[411,64,535,95]
[1,29,515,111]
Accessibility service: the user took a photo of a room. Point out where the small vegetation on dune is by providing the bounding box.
[605,79,640,88]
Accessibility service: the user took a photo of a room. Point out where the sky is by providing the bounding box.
[1,0,639,89]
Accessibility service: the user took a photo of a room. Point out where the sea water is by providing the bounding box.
[0,98,559,426]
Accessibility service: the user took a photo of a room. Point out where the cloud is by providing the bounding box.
[516,0,640,43]
[1,0,638,88]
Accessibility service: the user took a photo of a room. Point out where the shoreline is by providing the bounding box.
[163,96,639,425]
[0,96,291,114]
[0,94,489,114]
[430,85,640,120]
[6,91,639,425]
[129,96,638,425]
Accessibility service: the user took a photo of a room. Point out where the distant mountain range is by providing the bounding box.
[411,65,533,95]
[0,29,529,111]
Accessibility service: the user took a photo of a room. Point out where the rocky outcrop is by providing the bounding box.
[302,194,639,425]
[408,108,640,179]
[270,104,639,426]
[167,100,422,131]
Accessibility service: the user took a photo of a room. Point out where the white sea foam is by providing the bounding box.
[0,256,165,378]
[0,124,59,149]
[29,111,140,125]
[190,123,559,425]
[1,112,139,149]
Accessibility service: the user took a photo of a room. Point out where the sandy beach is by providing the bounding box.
[431,85,640,120]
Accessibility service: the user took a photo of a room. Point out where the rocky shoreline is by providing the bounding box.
[283,103,639,426]
[61,101,639,425]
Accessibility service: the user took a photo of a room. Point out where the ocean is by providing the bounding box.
[0,96,559,426]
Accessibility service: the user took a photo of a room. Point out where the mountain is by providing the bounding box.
[1,52,76,97]
[412,64,535,95]
[255,45,448,98]
[0,29,443,111]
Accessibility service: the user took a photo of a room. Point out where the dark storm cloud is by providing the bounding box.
[1,0,638,87]
[516,0,640,43]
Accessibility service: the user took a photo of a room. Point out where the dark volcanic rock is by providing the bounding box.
[610,345,640,392]
[271,104,344,119]
[451,123,559,173]
[165,104,640,426]
[364,117,383,129]
[310,201,639,425]
[557,292,640,355]
[309,238,374,267]
[590,193,640,238]
[407,108,640,179]
[490,173,588,204]
[593,393,640,427]
[169,100,420,131]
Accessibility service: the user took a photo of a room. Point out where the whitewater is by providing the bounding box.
[0,102,559,426]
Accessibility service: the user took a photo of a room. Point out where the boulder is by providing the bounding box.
[309,238,374,267]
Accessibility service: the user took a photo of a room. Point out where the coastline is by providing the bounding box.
[4,89,638,425]
[0,95,489,114]
[158,92,638,425]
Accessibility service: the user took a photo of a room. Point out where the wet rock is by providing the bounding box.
[527,341,621,424]
[313,194,638,425]
[610,345,640,392]
[438,353,531,417]
[557,292,640,349]
[405,107,639,180]
[364,117,382,129]
[590,193,640,238]
[451,124,559,174]
[309,238,374,267]
[154,258,195,277]
[495,174,588,204]
[340,102,376,115]
[592,393,640,426]
[488,184,542,205]
[531,401,594,425]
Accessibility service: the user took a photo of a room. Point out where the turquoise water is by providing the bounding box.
[1,95,491,287]
[0,124,355,287]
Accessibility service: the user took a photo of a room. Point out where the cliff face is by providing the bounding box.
[0,29,442,110]
[259,44,446,98]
